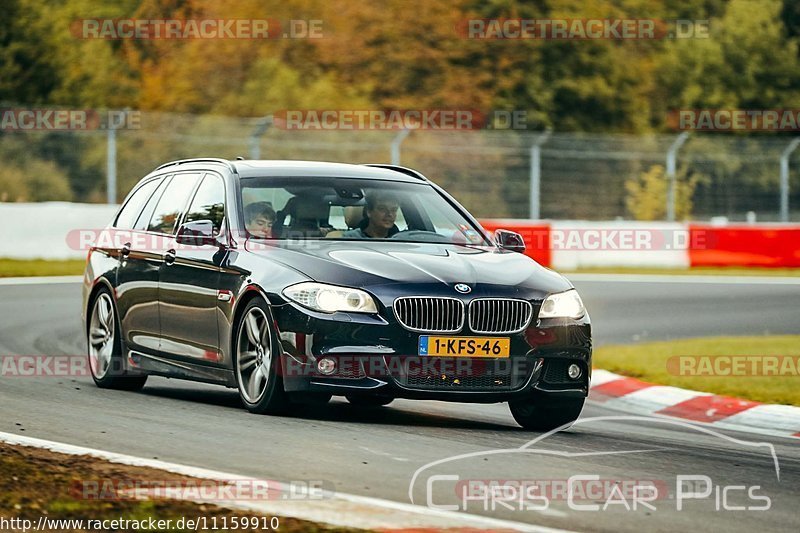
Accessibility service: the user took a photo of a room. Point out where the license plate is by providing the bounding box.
[418,336,510,357]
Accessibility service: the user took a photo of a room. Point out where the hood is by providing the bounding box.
[245,240,571,299]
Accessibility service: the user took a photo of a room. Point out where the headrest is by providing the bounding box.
[344,205,364,228]
[292,197,329,221]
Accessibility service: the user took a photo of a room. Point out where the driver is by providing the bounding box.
[244,201,276,238]
[343,192,400,239]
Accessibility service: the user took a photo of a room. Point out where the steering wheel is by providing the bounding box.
[390,230,451,243]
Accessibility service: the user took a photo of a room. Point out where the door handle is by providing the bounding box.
[164,249,176,265]
[121,242,131,258]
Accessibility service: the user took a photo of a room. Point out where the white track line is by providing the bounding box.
[0,275,83,285]
[0,431,572,532]
[566,273,800,285]
[588,369,623,387]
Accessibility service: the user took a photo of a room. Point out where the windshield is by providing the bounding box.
[239,176,491,246]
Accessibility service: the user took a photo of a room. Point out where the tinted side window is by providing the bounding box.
[184,174,225,235]
[146,173,202,234]
[134,175,172,231]
[114,179,160,229]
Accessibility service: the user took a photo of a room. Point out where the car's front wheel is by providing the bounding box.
[234,297,289,414]
[87,289,147,391]
[509,395,584,431]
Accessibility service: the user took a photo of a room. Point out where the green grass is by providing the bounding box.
[567,267,800,276]
[0,258,85,277]
[594,335,800,406]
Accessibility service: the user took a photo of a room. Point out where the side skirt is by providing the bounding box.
[128,350,235,387]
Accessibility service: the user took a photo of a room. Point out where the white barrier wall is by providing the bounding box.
[0,202,119,259]
[549,220,691,270]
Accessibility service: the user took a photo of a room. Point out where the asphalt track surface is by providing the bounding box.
[0,277,798,532]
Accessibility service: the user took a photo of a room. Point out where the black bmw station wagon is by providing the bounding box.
[82,159,591,430]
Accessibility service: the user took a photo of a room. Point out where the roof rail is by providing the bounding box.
[155,158,237,172]
[362,163,428,181]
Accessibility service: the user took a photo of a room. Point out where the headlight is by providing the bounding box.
[539,289,585,319]
[283,282,378,314]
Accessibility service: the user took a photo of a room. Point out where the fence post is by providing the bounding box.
[106,126,117,204]
[666,132,690,221]
[390,129,410,165]
[248,116,273,159]
[529,129,551,220]
[780,138,800,222]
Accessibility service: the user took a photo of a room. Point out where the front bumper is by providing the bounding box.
[289,356,588,403]
[273,300,592,403]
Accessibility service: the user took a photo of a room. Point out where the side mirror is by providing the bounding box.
[494,229,526,253]
[175,220,217,246]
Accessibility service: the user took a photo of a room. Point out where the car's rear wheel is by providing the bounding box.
[87,289,147,391]
[345,395,394,407]
[509,396,584,431]
[234,298,289,414]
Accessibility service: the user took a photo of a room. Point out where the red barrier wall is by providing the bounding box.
[477,220,800,269]
[689,224,800,267]
[479,219,551,267]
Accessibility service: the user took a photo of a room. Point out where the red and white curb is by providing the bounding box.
[589,369,800,440]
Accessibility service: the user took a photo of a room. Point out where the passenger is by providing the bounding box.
[244,202,276,238]
[343,192,400,239]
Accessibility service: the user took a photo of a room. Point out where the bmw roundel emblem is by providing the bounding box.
[454,283,471,294]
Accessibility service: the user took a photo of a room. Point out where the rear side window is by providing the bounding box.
[184,174,225,235]
[114,179,160,229]
[134,175,172,231]
[146,173,202,234]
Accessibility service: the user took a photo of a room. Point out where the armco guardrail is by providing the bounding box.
[1,202,798,267]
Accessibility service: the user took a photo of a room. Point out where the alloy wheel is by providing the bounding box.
[236,307,273,403]
[88,293,115,379]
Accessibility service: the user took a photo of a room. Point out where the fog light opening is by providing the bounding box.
[567,363,582,380]
[317,357,336,375]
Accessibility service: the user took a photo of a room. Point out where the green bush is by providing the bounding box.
[0,157,73,202]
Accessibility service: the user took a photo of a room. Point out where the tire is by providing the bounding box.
[509,396,585,431]
[233,297,290,414]
[345,395,394,407]
[87,289,147,391]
